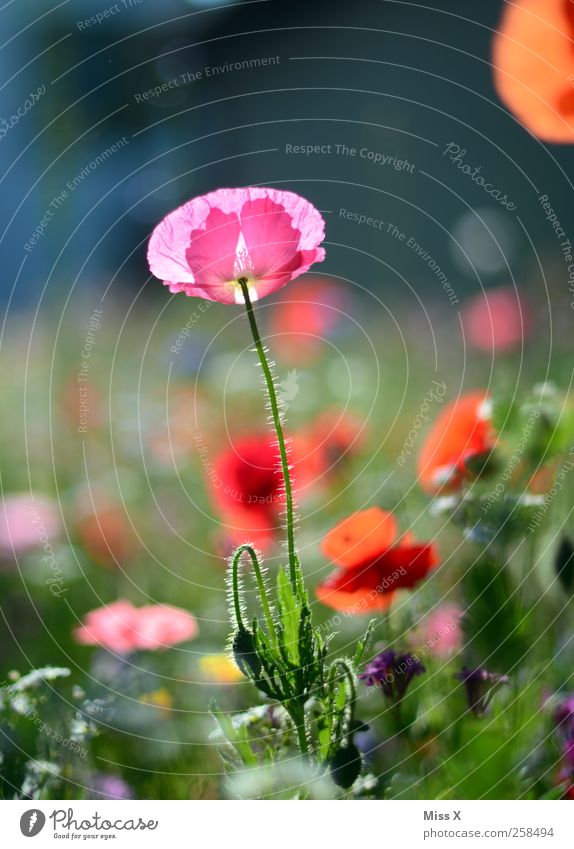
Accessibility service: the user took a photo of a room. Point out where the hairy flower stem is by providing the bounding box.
[239,278,298,588]
[329,660,357,716]
[231,544,276,646]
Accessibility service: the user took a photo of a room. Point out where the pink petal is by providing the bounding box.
[134,605,198,649]
[239,197,304,274]
[147,187,325,303]
[0,494,61,556]
[73,600,139,653]
[73,601,198,652]
[185,207,241,291]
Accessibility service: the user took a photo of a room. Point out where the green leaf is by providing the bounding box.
[462,556,531,670]
[316,712,333,763]
[276,567,301,666]
[209,701,257,766]
[354,619,376,666]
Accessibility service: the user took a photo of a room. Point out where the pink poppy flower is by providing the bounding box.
[147,187,325,304]
[408,603,463,659]
[0,494,61,558]
[461,286,531,352]
[74,600,198,653]
[132,605,199,650]
[74,601,138,654]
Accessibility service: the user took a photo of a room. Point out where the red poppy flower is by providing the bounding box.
[315,507,438,614]
[268,277,348,364]
[417,391,494,494]
[211,434,285,549]
[292,409,366,493]
[493,0,574,143]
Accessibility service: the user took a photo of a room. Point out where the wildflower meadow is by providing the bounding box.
[2,1,574,836]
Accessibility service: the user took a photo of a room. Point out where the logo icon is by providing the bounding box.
[278,369,300,411]
[20,810,46,837]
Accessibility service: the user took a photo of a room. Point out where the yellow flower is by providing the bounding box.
[140,688,173,711]
[199,654,243,684]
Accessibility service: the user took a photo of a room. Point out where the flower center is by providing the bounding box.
[232,277,259,304]
[231,232,259,303]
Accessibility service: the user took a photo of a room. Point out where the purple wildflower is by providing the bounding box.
[359,650,425,702]
[553,694,574,794]
[553,695,574,735]
[564,738,574,769]
[90,774,134,800]
[455,667,508,716]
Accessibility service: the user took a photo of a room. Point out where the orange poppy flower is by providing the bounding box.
[493,0,574,143]
[76,509,135,569]
[316,508,438,613]
[417,391,494,494]
[321,506,397,568]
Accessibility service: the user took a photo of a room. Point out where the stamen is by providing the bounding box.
[233,231,252,278]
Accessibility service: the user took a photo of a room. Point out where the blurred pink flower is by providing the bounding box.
[461,286,531,352]
[133,605,198,650]
[147,187,325,304]
[0,494,61,558]
[74,600,198,653]
[409,603,463,659]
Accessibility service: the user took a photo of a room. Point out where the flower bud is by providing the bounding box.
[330,741,362,789]
[555,537,574,594]
[232,627,262,679]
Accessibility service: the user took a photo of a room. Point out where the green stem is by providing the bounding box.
[289,703,310,758]
[381,609,393,647]
[231,547,245,632]
[329,659,357,744]
[329,660,357,710]
[232,544,276,645]
[239,278,297,587]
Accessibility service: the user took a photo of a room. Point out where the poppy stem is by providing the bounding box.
[239,278,298,588]
[288,701,310,758]
[232,544,276,645]
[230,546,246,633]
[329,659,357,732]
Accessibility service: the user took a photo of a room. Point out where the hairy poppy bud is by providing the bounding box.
[330,741,362,789]
[232,627,262,679]
[555,537,574,594]
[349,719,369,736]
